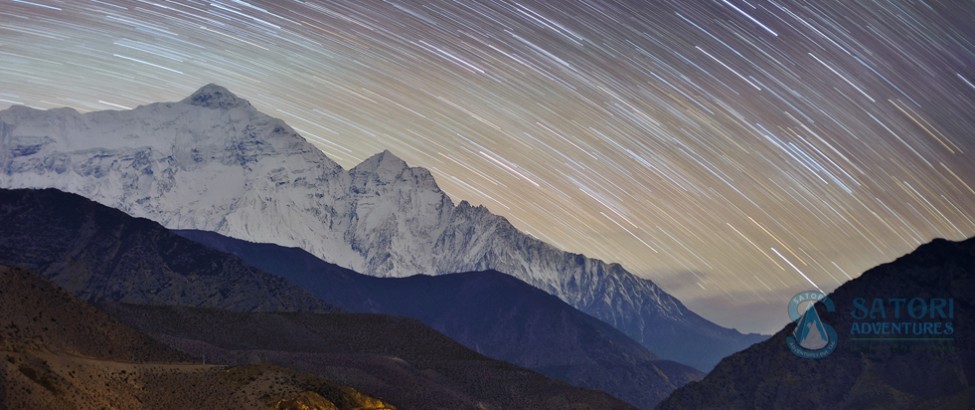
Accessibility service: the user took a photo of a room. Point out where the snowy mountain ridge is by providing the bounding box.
[0,84,762,370]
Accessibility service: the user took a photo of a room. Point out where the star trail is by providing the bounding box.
[1,0,973,333]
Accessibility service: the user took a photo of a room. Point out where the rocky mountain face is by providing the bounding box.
[0,188,331,313]
[0,265,394,410]
[0,84,762,370]
[659,237,975,409]
[177,229,704,408]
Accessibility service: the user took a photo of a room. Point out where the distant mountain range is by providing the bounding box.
[659,237,975,409]
[0,188,632,409]
[177,229,703,408]
[0,84,762,370]
[0,264,394,410]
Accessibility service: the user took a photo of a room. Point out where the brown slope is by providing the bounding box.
[0,265,184,362]
[102,303,638,410]
[0,265,394,409]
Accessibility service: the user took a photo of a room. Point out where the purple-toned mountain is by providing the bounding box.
[177,229,703,408]
[0,84,762,369]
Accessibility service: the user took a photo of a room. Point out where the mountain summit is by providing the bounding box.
[354,149,409,174]
[351,149,439,189]
[0,85,762,370]
[183,83,252,109]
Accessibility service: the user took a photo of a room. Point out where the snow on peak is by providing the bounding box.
[355,150,408,172]
[182,84,251,109]
[348,149,442,191]
[350,149,414,182]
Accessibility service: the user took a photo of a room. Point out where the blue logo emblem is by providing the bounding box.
[787,291,838,358]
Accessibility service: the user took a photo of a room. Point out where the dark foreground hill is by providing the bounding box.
[102,303,635,410]
[659,237,975,410]
[0,188,330,313]
[178,229,703,408]
[0,265,394,409]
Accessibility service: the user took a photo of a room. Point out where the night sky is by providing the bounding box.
[2,0,973,333]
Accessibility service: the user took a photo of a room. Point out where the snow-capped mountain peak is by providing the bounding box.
[351,149,409,179]
[182,83,252,110]
[350,149,440,190]
[0,85,763,370]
